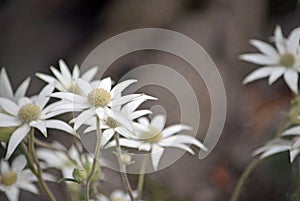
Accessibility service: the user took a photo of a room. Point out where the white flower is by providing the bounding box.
[240,25,300,93]
[50,78,155,131]
[36,59,99,93]
[0,68,30,103]
[0,155,38,201]
[37,141,92,179]
[253,138,292,160]
[107,114,207,170]
[83,99,152,147]
[0,84,74,159]
[96,189,138,201]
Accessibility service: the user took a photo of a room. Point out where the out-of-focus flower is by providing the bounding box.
[37,141,93,179]
[107,114,207,170]
[0,155,54,201]
[0,84,74,159]
[240,25,300,93]
[36,59,99,93]
[96,189,138,201]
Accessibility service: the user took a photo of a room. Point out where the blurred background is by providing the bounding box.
[0,0,300,200]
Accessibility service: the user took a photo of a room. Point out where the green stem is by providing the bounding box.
[85,116,102,201]
[28,129,57,201]
[230,158,262,201]
[137,155,148,201]
[114,133,135,201]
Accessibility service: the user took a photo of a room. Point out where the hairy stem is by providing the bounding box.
[114,133,135,201]
[137,155,148,201]
[85,116,102,201]
[28,129,57,201]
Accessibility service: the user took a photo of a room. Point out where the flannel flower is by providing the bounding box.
[0,155,54,201]
[0,84,74,159]
[107,114,207,170]
[36,59,99,93]
[83,99,153,147]
[240,25,300,93]
[50,77,154,131]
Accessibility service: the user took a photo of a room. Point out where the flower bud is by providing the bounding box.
[120,153,134,166]
[72,168,87,184]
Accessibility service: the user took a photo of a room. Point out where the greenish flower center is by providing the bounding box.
[106,117,118,128]
[280,53,295,68]
[18,104,41,123]
[87,88,111,107]
[140,128,163,143]
[0,171,17,186]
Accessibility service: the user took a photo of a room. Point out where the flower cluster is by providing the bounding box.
[0,59,207,201]
[241,26,300,163]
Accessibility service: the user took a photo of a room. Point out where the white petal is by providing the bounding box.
[282,126,300,136]
[35,73,55,84]
[158,142,194,154]
[162,124,192,138]
[101,129,115,147]
[0,68,13,100]
[18,183,39,194]
[290,149,300,162]
[239,54,277,65]
[98,77,112,91]
[250,39,279,59]
[18,97,32,106]
[76,79,93,96]
[0,113,21,127]
[72,65,80,79]
[0,98,19,116]
[163,135,207,151]
[81,66,99,82]
[44,120,75,135]
[287,27,300,53]
[114,127,134,138]
[274,25,285,54]
[150,114,166,131]
[51,92,87,104]
[284,69,299,94]
[5,187,19,201]
[59,59,72,80]
[1,160,10,173]
[14,77,30,101]
[121,99,146,113]
[260,146,290,159]
[12,155,27,172]
[35,84,55,109]
[110,94,141,107]
[129,110,152,120]
[151,144,164,170]
[268,67,286,84]
[137,117,150,126]
[30,120,47,137]
[5,125,30,160]
[108,109,134,131]
[110,79,137,97]
[105,138,142,149]
[243,67,274,84]
[74,109,95,130]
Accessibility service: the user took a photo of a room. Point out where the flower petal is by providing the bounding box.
[0,68,13,100]
[59,59,72,80]
[239,54,277,65]
[98,77,112,91]
[14,77,31,101]
[5,125,30,160]
[268,67,286,84]
[81,66,99,82]
[284,69,299,94]
[150,114,166,131]
[12,155,27,172]
[35,84,55,109]
[30,120,47,137]
[101,129,115,147]
[243,67,274,84]
[76,79,93,96]
[0,113,21,127]
[287,27,300,54]
[5,187,19,201]
[74,109,95,130]
[250,39,279,59]
[274,25,285,54]
[151,144,164,170]
[110,79,137,97]
[162,124,192,138]
[50,92,87,104]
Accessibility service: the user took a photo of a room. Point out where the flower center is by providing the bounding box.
[280,53,295,67]
[111,198,123,201]
[87,88,111,107]
[106,117,118,128]
[0,171,17,186]
[140,128,163,143]
[18,104,41,123]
